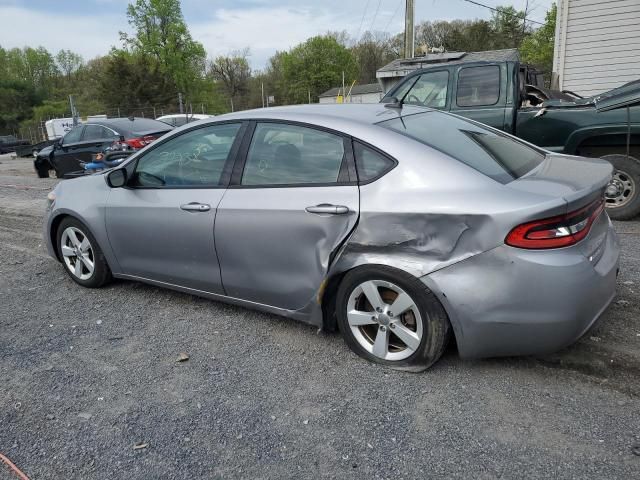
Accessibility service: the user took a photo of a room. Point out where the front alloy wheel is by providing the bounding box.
[56,217,111,288]
[61,226,95,280]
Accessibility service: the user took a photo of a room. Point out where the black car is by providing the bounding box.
[34,118,173,178]
[0,135,30,154]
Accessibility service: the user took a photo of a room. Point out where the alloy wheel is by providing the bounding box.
[346,280,423,361]
[60,227,95,281]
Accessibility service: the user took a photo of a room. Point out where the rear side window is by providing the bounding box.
[378,111,544,184]
[62,126,83,144]
[241,123,345,186]
[456,65,500,107]
[353,141,395,182]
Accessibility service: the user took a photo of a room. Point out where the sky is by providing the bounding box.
[0,0,555,70]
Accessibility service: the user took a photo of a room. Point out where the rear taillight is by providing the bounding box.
[124,135,156,149]
[505,199,604,249]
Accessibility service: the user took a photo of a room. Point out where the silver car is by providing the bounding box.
[44,104,619,370]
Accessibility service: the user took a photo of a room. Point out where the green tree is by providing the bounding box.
[56,50,83,78]
[120,0,206,96]
[281,35,358,104]
[491,6,528,49]
[520,3,557,75]
[209,49,251,112]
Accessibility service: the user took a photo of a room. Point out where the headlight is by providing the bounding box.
[47,191,56,209]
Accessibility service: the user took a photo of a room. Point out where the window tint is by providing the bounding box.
[378,111,544,184]
[241,123,345,186]
[354,142,394,182]
[401,71,449,109]
[83,125,117,141]
[62,126,83,144]
[133,123,241,187]
[456,65,500,107]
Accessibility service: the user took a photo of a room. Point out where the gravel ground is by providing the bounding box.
[1,153,639,479]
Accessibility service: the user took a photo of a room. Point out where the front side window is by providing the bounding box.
[456,65,500,107]
[133,123,241,187]
[378,111,544,184]
[401,71,449,109]
[62,127,83,144]
[241,123,345,186]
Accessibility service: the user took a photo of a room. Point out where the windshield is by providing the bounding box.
[378,111,545,184]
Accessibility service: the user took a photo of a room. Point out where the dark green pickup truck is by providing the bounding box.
[381,58,640,220]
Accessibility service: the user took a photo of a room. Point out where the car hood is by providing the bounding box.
[37,145,54,158]
[540,79,640,112]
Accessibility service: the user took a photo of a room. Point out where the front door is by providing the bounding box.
[215,121,359,311]
[105,122,244,294]
[54,125,86,175]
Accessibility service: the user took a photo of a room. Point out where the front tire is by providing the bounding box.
[56,217,112,288]
[336,265,451,371]
[602,154,640,220]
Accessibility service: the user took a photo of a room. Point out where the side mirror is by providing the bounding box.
[106,168,127,188]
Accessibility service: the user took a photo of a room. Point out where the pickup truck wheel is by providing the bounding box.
[602,154,640,221]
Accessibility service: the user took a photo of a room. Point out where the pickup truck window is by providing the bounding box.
[378,111,545,184]
[398,71,449,109]
[457,65,500,107]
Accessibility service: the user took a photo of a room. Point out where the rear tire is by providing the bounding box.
[336,265,451,371]
[56,217,112,288]
[602,154,640,220]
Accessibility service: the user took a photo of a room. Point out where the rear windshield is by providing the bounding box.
[378,111,545,184]
[108,118,173,136]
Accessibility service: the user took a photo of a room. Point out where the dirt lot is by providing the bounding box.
[1,153,639,479]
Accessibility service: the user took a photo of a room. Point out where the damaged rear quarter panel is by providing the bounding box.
[327,141,566,280]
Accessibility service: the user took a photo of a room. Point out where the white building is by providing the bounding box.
[553,0,640,96]
[318,83,383,104]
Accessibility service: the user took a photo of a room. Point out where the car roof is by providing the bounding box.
[83,117,172,136]
[211,103,430,130]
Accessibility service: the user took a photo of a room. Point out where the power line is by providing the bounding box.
[355,0,372,40]
[383,0,404,33]
[367,0,384,34]
[459,0,545,26]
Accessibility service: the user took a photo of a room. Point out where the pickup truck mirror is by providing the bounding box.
[106,168,127,188]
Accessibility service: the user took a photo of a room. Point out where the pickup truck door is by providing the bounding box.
[449,62,515,132]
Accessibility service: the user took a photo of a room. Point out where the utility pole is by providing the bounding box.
[178,92,184,114]
[404,0,415,59]
[69,95,79,127]
[261,82,265,108]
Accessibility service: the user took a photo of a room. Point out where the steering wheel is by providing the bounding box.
[407,94,422,105]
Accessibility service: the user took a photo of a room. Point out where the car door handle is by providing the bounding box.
[180,202,211,212]
[305,204,350,215]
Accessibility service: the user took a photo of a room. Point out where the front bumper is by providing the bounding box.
[422,220,619,359]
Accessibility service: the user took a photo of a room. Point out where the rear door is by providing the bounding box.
[81,124,120,159]
[215,121,359,310]
[450,63,513,131]
[105,122,245,293]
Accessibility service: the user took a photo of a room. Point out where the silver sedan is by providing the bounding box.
[43,104,619,370]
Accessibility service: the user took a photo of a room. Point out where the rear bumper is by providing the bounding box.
[422,220,619,359]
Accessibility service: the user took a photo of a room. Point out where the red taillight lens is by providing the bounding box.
[125,135,156,149]
[505,199,604,249]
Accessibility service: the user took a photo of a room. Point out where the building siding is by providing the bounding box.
[319,92,383,104]
[553,0,640,96]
